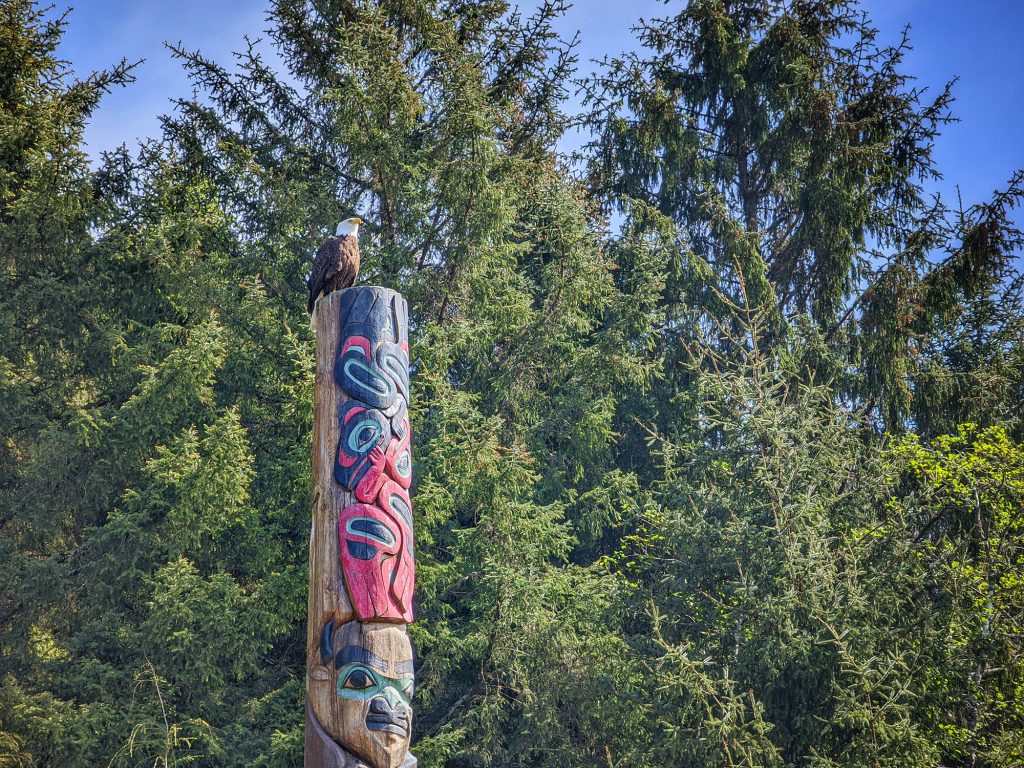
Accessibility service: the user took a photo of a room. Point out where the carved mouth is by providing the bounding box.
[365,714,409,737]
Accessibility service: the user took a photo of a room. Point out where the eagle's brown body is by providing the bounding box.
[307,234,360,313]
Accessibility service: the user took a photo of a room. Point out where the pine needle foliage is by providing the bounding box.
[583,0,1024,433]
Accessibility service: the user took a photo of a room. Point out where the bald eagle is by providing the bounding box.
[308,217,362,327]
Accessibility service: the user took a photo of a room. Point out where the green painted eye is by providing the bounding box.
[343,668,375,690]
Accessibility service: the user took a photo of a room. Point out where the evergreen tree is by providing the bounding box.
[602,317,946,766]
[1,3,310,764]
[584,0,1024,432]
[583,2,1024,764]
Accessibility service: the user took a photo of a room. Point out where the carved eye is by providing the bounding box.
[343,668,375,690]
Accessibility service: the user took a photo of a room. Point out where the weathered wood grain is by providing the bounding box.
[308,289,356,746]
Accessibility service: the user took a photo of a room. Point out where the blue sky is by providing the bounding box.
[60,0,1024,217]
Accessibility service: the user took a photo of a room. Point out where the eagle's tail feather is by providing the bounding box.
[310,298,319,333]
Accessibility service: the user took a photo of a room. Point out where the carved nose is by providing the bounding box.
[370,694,410,722]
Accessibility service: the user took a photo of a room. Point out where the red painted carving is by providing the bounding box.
[337,499,414,623]
[336,401,391,490]
[333,289,415,623]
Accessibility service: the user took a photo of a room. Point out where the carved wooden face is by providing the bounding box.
[320,621,414,768]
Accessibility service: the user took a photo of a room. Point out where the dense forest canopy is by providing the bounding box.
[1,1,1022,767]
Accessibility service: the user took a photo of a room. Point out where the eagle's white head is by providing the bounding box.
[335,217,363,238]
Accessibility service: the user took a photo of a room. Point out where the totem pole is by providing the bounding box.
[307,287,416,768]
